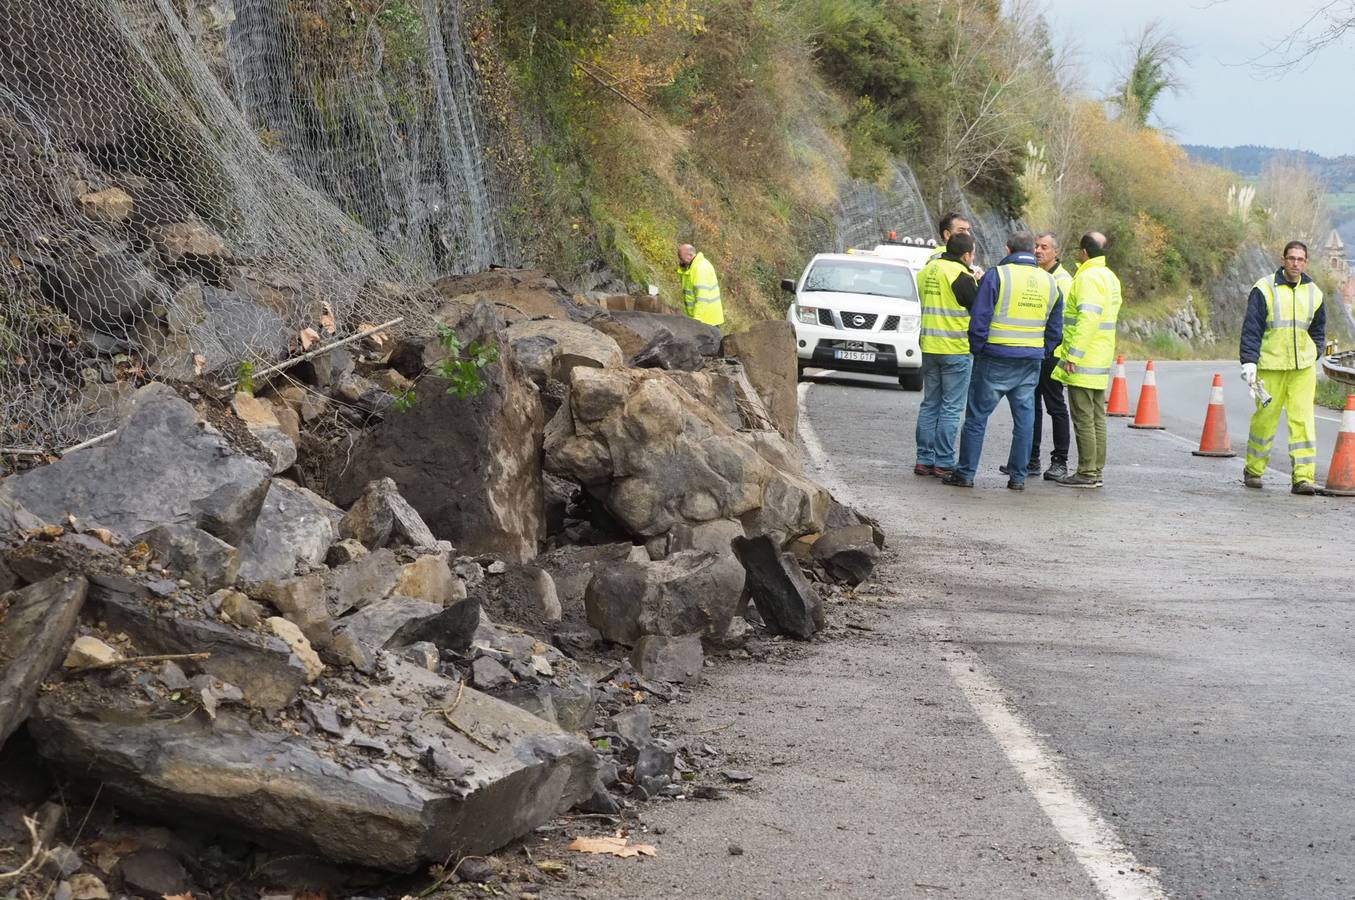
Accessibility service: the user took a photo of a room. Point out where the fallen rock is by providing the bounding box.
[825,498,886,549]
[325,548,403,617]
[87,575,309,713]
[393,553,464,606]
[630,634,703,684]
[267,617,323,682]
[136,524,240,592]
[236,479,342,584]
[471,564,562,630]
[606,310,721,357]
[78,188,134,224]
[231,392,298,474]
[28,665,596,871]
[811,524,880,586]
[545,368,828,540]
[330,303,544,562]
[0,574,87,747]
[64,635,122,669]
[505,319,623,383]
[584,550,744,645]
[472,656,515,690]
[333,596,479,671]
[0,384,271,544]
[118,848,191,898]
[216,591,264,627]
[524,543,640,613]
[253,574,333,649]
[732,535,823,640]
[325,538,368,567]
[720,321,799,440]
[67,873,110,900]
[629,327,704,371]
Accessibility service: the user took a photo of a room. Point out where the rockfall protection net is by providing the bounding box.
[0,0,517,454]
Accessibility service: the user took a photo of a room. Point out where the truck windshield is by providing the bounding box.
[801,259,917,300]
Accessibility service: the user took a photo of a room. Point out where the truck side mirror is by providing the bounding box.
[780,279,796,293]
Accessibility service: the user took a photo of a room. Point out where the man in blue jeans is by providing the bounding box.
[914,232,980,477]
[942,231,1063,491]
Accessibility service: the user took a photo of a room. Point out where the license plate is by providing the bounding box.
[834,350,876,362]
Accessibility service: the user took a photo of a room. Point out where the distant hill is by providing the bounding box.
[1183,144,1355,193]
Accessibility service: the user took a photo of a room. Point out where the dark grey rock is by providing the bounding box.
[606,310,721,357]
[339,478,439,551]
[136,524,240,592]
[495,673,597,732]
[812,525,880,586]
[732,535,823,641]
[610,705,653,748]
[333,596,479,671]
[0,575,87,749]
[472,656,515,690]
[630,634,703,684]
[324,548,402,617]
[824,499,886,550]
[634,738,677,795]
[236,479,342,584]
[0,384,271,544]
[629,327,704,371]
[402,641,440,671]
[536,543,638,611]
[118,848,191,898]
[584,550,745,645]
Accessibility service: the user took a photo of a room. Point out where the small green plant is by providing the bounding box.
[395,324,501,410]
[236,360,256,395]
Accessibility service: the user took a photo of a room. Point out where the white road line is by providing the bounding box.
[798,380,1168,900]
[946,654,1168,900]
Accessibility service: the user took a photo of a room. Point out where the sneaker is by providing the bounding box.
[1007,480,1025,491]
[914,463,932,476]
[1291,481,1318,495]
[930,466,953,478]
[1243,473,1263,489]
[1056,473,1100,489]
[1043,462,1068,481]
[941,472,974,488]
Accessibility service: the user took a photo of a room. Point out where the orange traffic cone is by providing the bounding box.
[1323,393,1355,496]
[1106,355,1131,417]
[1192,373,1235,457]
[1127,360,1165,430]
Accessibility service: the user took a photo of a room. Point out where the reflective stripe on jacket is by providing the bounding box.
[1052,256,1122,390]
[1256,275,1323,370]
[918,258,971,354]
[988,264,1059,350]
[680,252,724,326]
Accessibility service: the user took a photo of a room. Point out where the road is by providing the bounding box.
[568,366,1355,900]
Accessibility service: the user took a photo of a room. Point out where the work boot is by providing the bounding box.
[941,472,974,488]
[999,460,1038,476]
[1243,473,1263,489]
[930,466,953,478]
[1057,473,1100,489]
[1291,481,1318,495]
[1043,462,1068,481]
[1006,480,1025,491]
[914,463,932,477]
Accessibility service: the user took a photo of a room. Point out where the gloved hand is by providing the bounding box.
[1241,362,1257,385]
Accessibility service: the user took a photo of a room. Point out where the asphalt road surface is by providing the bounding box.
[568,366,1355,900]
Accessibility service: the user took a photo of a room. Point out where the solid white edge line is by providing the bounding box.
[798,379,1168,900]
[945,654,1167,900]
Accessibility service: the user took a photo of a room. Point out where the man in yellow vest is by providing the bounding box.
[942,231,1062,490]
[1025,231,1075,480]
[914,232,979,477]
[1052,232,1122,489]
[1240,240,1326,494]
[677,243,725,327]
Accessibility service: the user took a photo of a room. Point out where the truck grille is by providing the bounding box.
[818,309,834,327]
[883,315,900,331]
[841,312,878,330]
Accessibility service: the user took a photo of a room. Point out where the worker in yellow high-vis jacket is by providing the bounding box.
[1240,240,1326,495]
[677,243,725,327]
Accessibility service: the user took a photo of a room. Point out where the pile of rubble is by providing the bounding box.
[0,270,883,896]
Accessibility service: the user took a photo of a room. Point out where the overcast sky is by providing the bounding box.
[1038,0,1352,157]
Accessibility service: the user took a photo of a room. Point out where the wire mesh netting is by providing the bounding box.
[0,0,517,454]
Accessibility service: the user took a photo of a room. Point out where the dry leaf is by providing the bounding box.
[193,353,206,376]
[90,527,120,546]
[320,301,336,335]
[9,255,22,271]
[34,524,65,540]
[299,327,320,351]
[568,834,658,859]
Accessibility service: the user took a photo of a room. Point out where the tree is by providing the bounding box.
[1252,0,1355,69]
[1112,22,1187,129]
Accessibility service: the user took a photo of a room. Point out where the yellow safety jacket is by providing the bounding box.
[1052,264,1072,300]
[1256,275,1324,370]
[988,264,1059,351]
[679,252,724,327]
[1053,256,1122,390]
[918,258,971,354]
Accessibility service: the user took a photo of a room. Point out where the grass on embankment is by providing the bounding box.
[1317,375,1353,411]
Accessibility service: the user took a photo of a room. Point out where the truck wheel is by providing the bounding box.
[898,370,923,391]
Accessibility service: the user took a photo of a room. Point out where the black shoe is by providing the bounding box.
[998,462,1037,476]
[1007,480,1025,491]
[941,472,974,488]
[1291,481,1318,495]
[1243,473,1263,489]
[1057,473,1100,489]
[1043,462,1068,481]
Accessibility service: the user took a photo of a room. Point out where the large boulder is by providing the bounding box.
[506,319,623,384]
[0,574,87,748]
[605,310,721,357]
[812,524,880,586]
[583,550,745,645]
[28,661,597,871]
[338,478,437,551]
[236,479,343,584]
[732,535,823,640]
[720,321,799,440]
[329,302,545,563]
[0,384,271,544]
[545,368,828,541]
[136,524,240,592]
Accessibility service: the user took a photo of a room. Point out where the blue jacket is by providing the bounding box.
[1239,269,1326,365]
[968,252,1064,359]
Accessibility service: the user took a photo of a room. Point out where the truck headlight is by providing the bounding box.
[796,306,819,325]
[898,315,920,331]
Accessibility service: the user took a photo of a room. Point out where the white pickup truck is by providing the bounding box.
[783,240,937,390]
